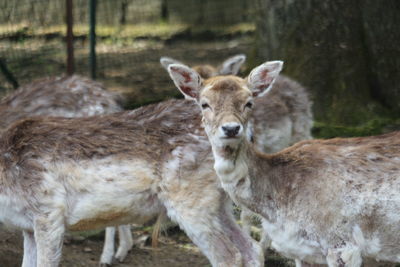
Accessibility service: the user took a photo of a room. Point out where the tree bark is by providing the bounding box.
[253,0,400,125]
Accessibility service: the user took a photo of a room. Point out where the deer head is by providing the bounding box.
[168,60,283,149]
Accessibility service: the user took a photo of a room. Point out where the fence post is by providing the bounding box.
[0,58,19,89]
[89,0,97,79]
[66,0,74,75]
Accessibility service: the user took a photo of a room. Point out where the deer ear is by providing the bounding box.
[168,64,202,101]
[219,54,246,75]
[247,61,283,97]
[160,57,184,70]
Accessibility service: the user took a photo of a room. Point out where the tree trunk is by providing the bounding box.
[253,0,400,125]
[119,0,129,25]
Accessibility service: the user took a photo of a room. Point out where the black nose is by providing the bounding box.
[222,125,241,137]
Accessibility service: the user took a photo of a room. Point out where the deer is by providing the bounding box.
[0,75,123,127]
[162,55,313,253]
[160,54,313,153]
[0,96,263,267]
[0,75,138,266]
[168,61,400,267]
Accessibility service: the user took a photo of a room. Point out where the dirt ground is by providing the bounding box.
[0,225,211,267]
[0,224,295,267]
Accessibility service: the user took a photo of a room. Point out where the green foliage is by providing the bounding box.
[312,117,400,139]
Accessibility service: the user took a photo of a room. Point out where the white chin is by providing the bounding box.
[216,136,242,147]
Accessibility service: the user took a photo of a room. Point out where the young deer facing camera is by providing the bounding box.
[168,61,400,266]
[0,99,263,267]
[160,55,313,154]
[162,55,313,249]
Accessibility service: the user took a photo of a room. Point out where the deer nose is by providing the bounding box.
[221,123,242,137]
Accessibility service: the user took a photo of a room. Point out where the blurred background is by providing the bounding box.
[1,0,399,138]
[0,1,400,266]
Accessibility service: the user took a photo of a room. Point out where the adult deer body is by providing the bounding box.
[0,75,123,128]
[0,98,262,267]
[0,75,135,266]
[168,61,400,266]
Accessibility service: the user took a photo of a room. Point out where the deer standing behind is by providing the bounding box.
[168,61,400,266]
[160,55,313,154]
[162,55,313,252]
[0,75,136,266]
[0,97,263,267]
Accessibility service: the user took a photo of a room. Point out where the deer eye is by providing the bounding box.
[201,103,210,109]
[245,101,253,109]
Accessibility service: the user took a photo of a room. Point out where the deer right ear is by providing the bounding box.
[247,61,283,97]
[160,57,183,70]
[168,64,202,101]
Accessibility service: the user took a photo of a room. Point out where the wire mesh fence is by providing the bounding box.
[0,0,256,105]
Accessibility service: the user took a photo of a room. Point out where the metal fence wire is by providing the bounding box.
[0,0,256,103]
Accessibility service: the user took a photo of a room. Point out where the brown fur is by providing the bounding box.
[252,75,313,151]
[0,98,262,266]
[193,65,218,79]
[204,74,313,153]
[0,99,202,186]
[70,211,129,231]
[193,70,400,265]
[0,75,123,132]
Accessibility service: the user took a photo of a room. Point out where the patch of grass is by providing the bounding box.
[264,249,294,267]
[0,22,254,40]
[312,117,400,139]
[190,23,255,35]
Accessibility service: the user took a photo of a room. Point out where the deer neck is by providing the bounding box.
[211,139,276,220]
[212,141,248,185]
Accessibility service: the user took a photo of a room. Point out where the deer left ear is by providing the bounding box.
[219,54,246,75]
[247,61,283,97]
[168,64,202,101]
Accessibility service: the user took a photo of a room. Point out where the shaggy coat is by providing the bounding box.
[168,61,400,266]
[0,99,262,267]
[0,75,131,265]
[0,75,123,131]
[252,75,313,153]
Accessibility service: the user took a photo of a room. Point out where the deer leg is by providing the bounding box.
[100,227,116,266]
[34,213,65,267]
[164,199,241,266]
[240,211,272,254]
[219,201,264,267]
[115,224,133,262]
[326,244,362,267]
[161,189,262,267]
[22,230,37,267]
